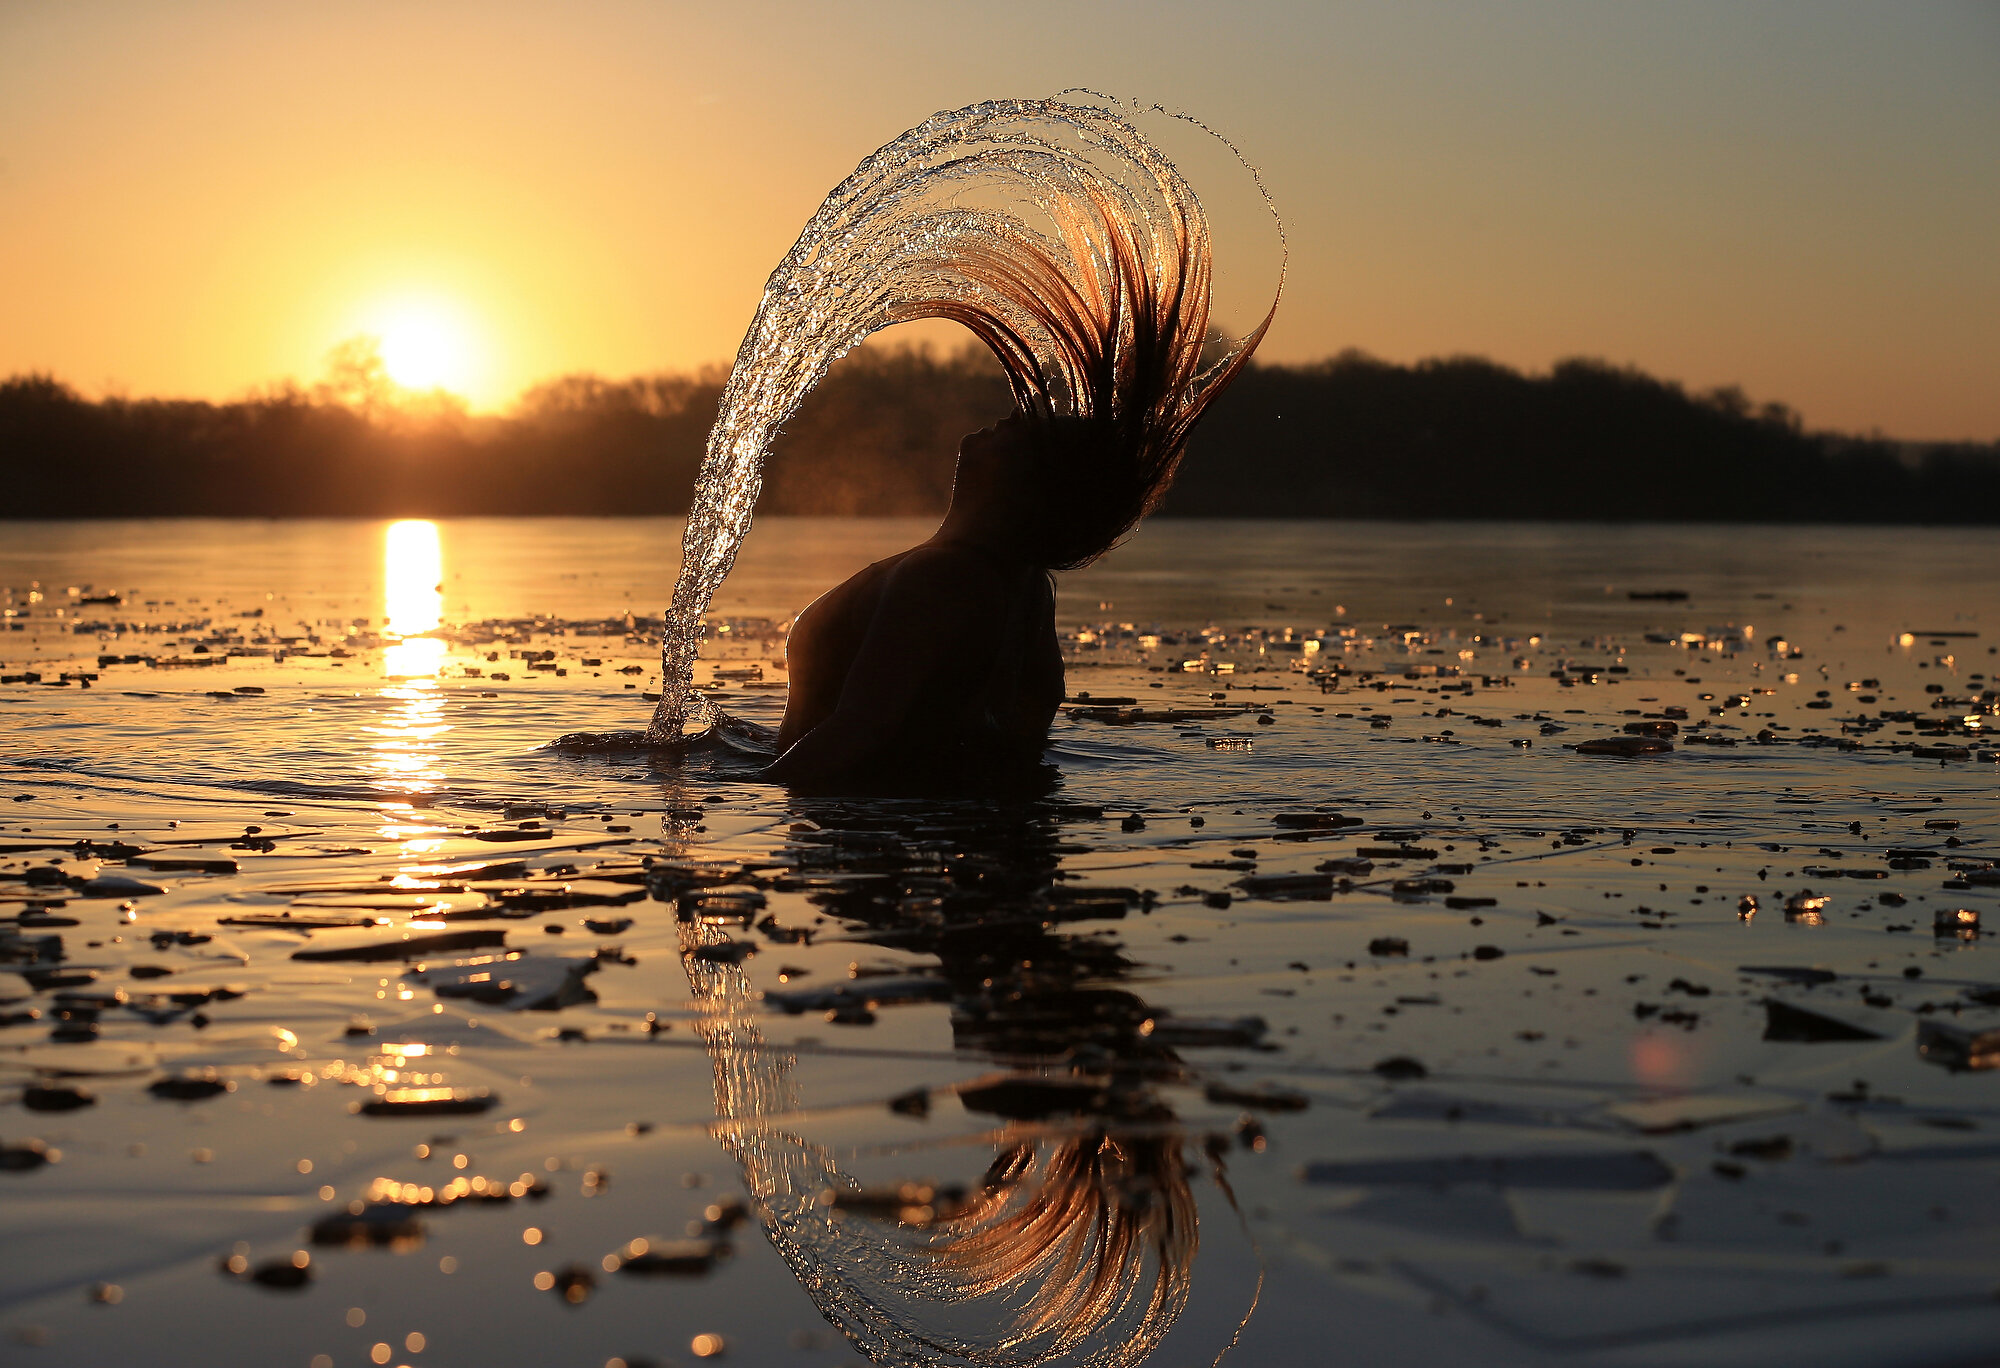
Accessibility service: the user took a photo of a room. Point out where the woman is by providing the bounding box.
[764,353,1243,793]
[765,331,1265,793]
[634,99,1279,788]
[764,414,1064,792]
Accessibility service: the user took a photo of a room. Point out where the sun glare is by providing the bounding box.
[370,299,481,396]
[383,519,446,678]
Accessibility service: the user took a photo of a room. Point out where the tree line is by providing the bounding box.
[3,344,1995,521]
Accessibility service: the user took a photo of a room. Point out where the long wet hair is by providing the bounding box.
[921,1123,1198,1362]
[922,183,1272,570]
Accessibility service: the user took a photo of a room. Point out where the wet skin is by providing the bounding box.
[766,416,1065,790]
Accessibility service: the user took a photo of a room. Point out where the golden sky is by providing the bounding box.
[3,1,1996,438]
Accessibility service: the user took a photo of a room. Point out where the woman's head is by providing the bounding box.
[950,405,1216,572]
[926,175,1271,570]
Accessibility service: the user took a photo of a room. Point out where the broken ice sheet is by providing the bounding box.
[1368,1090,1595,1131]
[6,520,2000,1367]
[1603,1093,1804,1134]
[1762,998,1889,1043]
[1917,1019,2000,1071]
[1300,1150,1675,1191]
[412,952,601,1009]
[363,1012,532,1049]
[1322,1186,1527,1242]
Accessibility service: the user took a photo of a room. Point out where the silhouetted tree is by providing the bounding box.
[2,348,1994,521]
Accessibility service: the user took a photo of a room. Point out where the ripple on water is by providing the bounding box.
[0,519,1995,1366]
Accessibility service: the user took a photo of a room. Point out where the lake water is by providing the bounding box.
[2,518,1996,1368]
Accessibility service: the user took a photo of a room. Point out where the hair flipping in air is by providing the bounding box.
[908,128,1277,570]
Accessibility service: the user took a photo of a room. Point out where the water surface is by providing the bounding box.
[2,519,1995,1368]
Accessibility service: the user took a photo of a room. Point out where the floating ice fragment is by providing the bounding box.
[1604,1093,1802,1134]
[1204,1080,1309,1111]
[538,1263,595,1304]
[310,1204,426,1249]
[21,1084,94,1111]
[245,1251,312,1289]
[0,1138,58,1171]
[1762,999,1883,1043]
[820,1182,970,1227]
[761,975,949,1015]
[608,1236,726,1275]
[1142,1014,1267,1047]
[1572,736,1673,756]
[419,953,601,1010]
[1738,965,1837,986]
[1916,1020,2000,1072]
[1300,1149,1673,1191]
[79,874,163,898]
[148,1074,232,1101]
[291,929,507,963]
[127,852,238,873]
[1934,907,1980,938]
[357,1087,498,1117]
[954,1073,1109,1120]
[1237,872,1333,899]
[1371,1056,1428,1081]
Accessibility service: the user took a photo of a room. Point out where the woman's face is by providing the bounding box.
[959,412,1032,461]
[955,414,1038,507]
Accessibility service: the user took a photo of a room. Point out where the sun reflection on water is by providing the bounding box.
[369,683,448,794]
[373,520,450,822]
[383,519,447,678]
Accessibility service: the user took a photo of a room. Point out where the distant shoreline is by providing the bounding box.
[2,513,1992,528]
[6,349,1995,523]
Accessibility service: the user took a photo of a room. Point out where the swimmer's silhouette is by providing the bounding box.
[619,97,1281,781]
[550,99,1278,779]
[766,216,1269,792]
[764,414,1064,793]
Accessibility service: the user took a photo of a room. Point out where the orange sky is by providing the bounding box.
[3,1,1996,438]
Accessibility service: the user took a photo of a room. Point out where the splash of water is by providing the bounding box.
[645,91,1282,743]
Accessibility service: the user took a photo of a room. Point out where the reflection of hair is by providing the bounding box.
[927,189,1271,570]
[921,1126,1196,1363]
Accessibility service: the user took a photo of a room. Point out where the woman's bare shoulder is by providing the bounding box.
[799,544,1031,647]
[796,551,909,623]
[885,543,1030,597]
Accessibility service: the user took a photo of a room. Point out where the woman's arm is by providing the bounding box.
[764,549,1002,788]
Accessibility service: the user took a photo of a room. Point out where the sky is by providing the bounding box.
[3,0,1996,439]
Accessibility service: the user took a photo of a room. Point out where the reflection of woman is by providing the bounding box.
[764,206,1267,793]
[691,943,1202,1368]
[678,837,1209,1367]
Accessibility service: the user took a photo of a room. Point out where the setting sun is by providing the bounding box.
[368,298,484,397]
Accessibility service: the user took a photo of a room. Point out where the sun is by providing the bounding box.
[368,298,482,395]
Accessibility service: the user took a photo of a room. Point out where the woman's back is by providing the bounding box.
[771,541,1063,791]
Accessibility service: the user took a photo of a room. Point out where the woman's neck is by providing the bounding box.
[927,501,1035,564]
